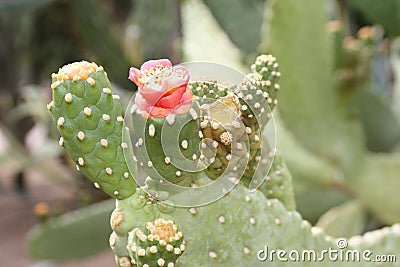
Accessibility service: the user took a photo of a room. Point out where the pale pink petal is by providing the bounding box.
[147,106,173,118]
[174,88,193,114]
[141,59,172,71]
[134,92,151,111]
[128,67,142,87]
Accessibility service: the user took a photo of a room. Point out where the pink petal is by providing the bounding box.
[134,92,150,111]
[155,86,186,108]
[128,67,142,87]
[147,106,173,118]
[140,59,172,71]
[174,88,193,114]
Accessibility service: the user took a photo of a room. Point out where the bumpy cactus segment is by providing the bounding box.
[48,61,137,199]
[131,105,201,186]
[110,187,179,267]
[187,55,280,183]
[128,218,186,267]
[248,54,280,112]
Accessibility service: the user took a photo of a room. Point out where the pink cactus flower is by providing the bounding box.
[129,59,192,118]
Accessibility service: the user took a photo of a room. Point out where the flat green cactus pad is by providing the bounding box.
[48,61,137,199]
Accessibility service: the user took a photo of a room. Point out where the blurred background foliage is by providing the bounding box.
[1,0,400,264]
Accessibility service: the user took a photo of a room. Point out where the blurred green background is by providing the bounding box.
[1,0,400,266]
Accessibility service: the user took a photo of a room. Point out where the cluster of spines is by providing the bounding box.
[48,61,136,199]
[188,80,229,99]
[127,218,185,267]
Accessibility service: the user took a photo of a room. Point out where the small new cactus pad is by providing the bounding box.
[128,218,185,267]
[48,61,137,199]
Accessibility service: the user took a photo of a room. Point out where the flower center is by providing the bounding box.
[138,64,186,87]
[52,61,102,81]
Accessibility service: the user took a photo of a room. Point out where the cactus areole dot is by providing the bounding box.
[128,59,193,118]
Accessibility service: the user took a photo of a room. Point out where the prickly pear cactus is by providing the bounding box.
[45,55,400,267]
[48,61,137,199]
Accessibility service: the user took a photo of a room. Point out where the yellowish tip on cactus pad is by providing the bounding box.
[51,61,102,82]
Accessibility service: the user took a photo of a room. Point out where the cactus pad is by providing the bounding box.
[48,61,137,199]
